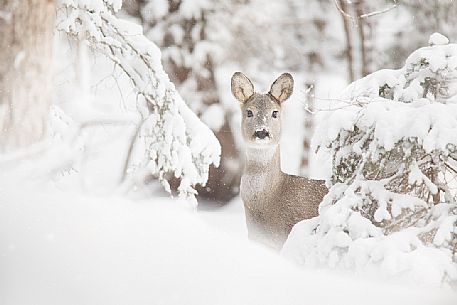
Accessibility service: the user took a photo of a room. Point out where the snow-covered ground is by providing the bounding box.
[1,174,456,305]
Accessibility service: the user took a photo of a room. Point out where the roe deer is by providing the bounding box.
[231,72,328,250]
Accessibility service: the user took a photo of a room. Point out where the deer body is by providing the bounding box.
[231,72,328,250]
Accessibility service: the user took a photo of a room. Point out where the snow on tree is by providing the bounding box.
[123,0,242,202]
[283,34,457,286]
[123,0,347,201]
[0,0,55,153]
[55,0,220,202]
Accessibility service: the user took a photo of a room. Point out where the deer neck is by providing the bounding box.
[243,145,282,193]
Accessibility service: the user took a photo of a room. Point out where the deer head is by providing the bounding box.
[231,72,294,148]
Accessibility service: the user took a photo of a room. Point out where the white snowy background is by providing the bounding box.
[1,0,457,304]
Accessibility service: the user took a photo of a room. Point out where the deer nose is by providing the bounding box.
[254,129,269,139]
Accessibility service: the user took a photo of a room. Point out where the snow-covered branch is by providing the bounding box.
[56,0,221,202]
[284,34,457,285]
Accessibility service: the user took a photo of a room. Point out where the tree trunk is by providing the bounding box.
[0,0,55,153]
[300,82,315,176]
[355,0,368,77]
[339,0,355,83]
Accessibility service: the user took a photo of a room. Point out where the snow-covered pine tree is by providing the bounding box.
[0,0,55,153]
[54,0,220,202]
[283,33,457,286]
[124,0,241,202]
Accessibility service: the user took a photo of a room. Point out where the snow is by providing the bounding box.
[201,103,225,132]
[284,35,457,286]
[315,39,457,156]
[282,180,456,285]
[142,0,169,20]
[1,176,456,305]
[430,32,450,46]
[56,0,221,199]
[180,0,211,19]
[58,0,122,13]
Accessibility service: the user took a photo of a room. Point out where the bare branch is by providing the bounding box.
[360,1,398,19]
[334,0,398,24]
[334,0,356,24]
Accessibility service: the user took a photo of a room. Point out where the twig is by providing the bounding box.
[119,118,146,184]
[360,1,398,19]
[445,162,457,175]
[334,0,398,25]
[334,0,356,24]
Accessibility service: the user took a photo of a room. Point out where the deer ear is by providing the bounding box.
[269,73,294,103]
[231,72,254,103]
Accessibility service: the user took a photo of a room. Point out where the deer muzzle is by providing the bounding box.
[254,129,270,139]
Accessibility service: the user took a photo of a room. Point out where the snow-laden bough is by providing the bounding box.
[55,0,221,204]
[283,33,457,287]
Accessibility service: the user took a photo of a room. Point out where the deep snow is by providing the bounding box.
[0,176,456,305]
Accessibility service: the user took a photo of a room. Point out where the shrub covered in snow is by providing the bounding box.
[55,0,220,202]
[283,34,457,286]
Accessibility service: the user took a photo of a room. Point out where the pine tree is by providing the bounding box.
[0,0,222,202]
[284,34,457,285]
[126,0,242,202]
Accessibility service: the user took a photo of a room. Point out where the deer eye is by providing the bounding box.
[246,110,253,117]
[272,110,279,118]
